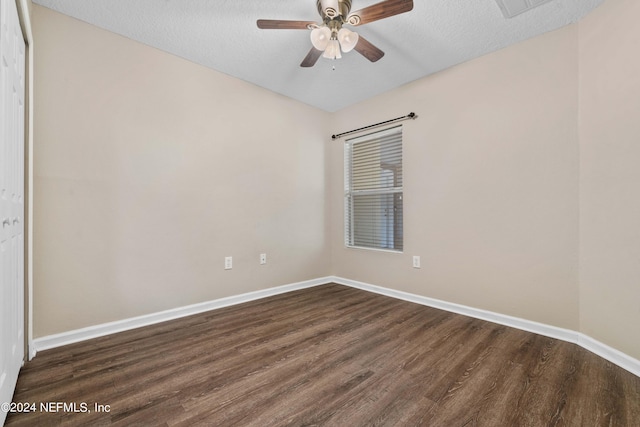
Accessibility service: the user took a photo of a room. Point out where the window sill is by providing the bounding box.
[345,245,403,254]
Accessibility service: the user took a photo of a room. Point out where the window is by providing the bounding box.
[345,125,403,251]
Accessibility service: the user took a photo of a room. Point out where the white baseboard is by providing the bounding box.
[32,277,331,355]
[329,276,640,378]
[576,333,640,378]
[33,275,640,378]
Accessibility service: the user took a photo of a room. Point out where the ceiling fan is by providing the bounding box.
[257,0,414,67]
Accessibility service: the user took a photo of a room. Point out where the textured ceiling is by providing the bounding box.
[33,0,604,112]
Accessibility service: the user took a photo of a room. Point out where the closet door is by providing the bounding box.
[1,0,26,421]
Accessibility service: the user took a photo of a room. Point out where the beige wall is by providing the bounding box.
[33,0,640,362]
[328,25,581,330]
[329,0,640,360]
[32,6,330,337]
[579,0,640,359]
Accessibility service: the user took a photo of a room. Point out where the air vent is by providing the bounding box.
[495,0,554,18]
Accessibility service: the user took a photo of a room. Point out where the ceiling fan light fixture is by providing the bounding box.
[258,0,415,67]
[310,26,331,50]
[337,28,359,52]
[322,39,342,59]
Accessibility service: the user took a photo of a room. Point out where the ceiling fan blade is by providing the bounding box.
[354,36,385,62]
[347,0,413,26]
[257,19,315,30]
[300,47,323,67]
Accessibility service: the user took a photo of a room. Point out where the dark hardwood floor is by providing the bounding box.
[6,284,640,426]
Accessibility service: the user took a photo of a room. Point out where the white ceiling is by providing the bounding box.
[33,0,604,112]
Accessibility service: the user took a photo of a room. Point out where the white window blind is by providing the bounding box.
[345,125,403,251]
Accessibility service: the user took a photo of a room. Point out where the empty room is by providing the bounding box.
[1,0,639,425]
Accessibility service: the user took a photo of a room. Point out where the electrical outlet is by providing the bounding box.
[412,256,421,269]
[224,256,232,270]
[260,253,267,265]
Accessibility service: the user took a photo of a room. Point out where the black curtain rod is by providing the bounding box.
[331,112,417,140]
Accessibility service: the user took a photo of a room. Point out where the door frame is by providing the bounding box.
[14,0,33,361]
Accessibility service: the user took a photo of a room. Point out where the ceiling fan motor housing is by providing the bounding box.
[317,0,352,20]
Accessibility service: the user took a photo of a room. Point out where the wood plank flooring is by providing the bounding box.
[5,284,640,426]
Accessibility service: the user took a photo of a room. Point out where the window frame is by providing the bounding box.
[344,125,404,253]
